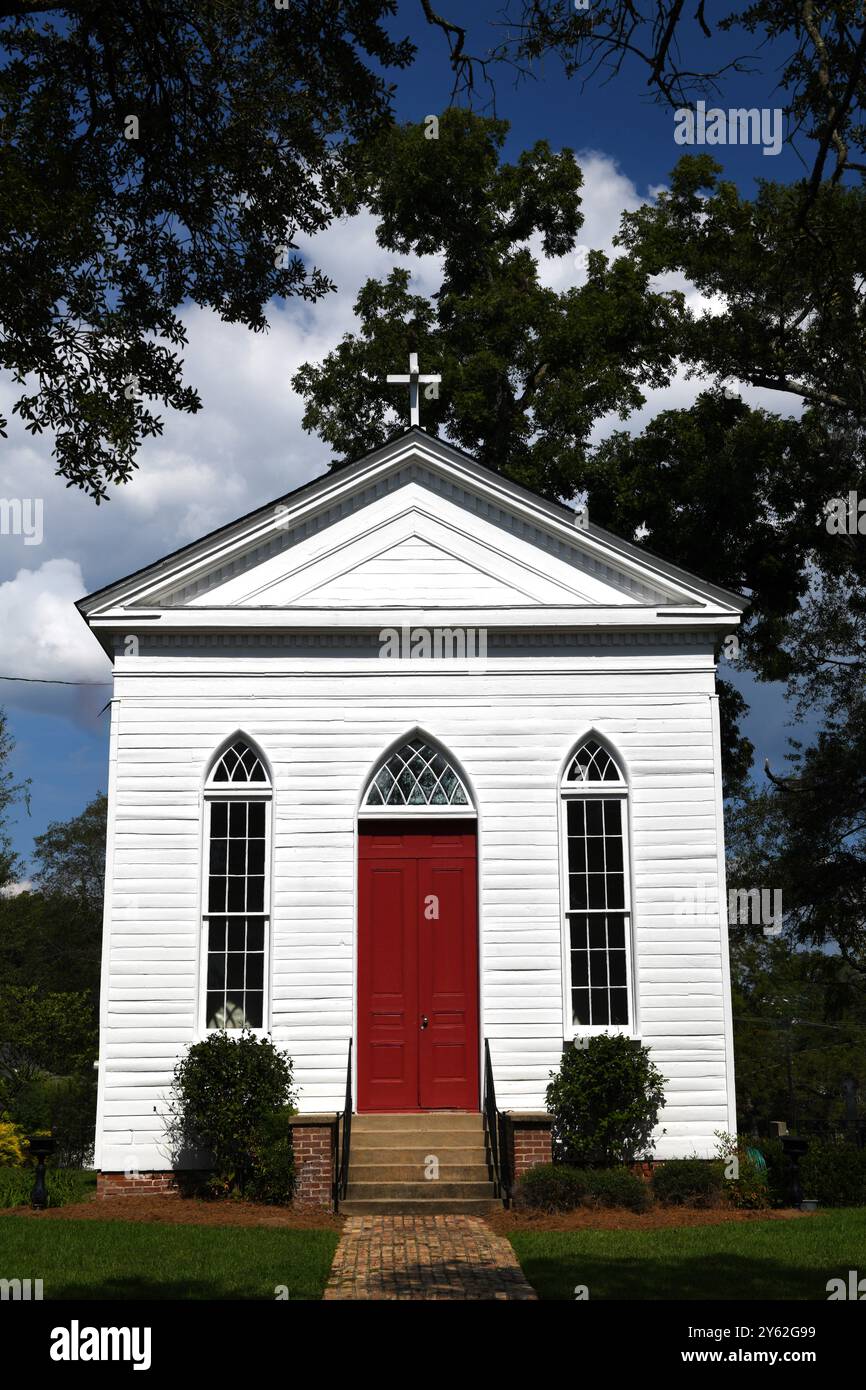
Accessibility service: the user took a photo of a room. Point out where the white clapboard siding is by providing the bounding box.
[92,660,737,1171]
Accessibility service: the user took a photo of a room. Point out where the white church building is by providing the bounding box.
[79,423,743,1205]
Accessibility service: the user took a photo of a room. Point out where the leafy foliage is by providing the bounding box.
[0,985,96,1107]
[11,1074,96,1169]
[0,1116,26,1166]
[651,1158,726,1208]
[799,1140,866,1207]
[0,793,106,1007]
[516,1161,650,1212]
[0,0,413,498]
[727,909,866,1144]
[546,1034,667,1166]
[167,1030,296,1201]
[31,793,107,914]
[0,788,104,1163]
[714,1132,771,1209]
[759,1135,866,1208]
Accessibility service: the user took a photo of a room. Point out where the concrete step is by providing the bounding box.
[345,1180,496,1200]
[340,1197,501,1216]
[351,1143,488,1164]
[352,1113,483,1132]
[349,1163,492,1183]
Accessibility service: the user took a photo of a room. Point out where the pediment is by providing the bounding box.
[79,431,746,635]
[176,496,656,610]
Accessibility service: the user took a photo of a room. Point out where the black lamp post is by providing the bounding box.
[27,1135,55,1210]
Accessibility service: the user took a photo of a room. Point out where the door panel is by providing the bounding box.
[357,858,419,1111]
[418,857,478,1109]
[358,822,478,1112]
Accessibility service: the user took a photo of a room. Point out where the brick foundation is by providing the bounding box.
[97,1116,337,1208]
[288,1113,336,1209]
[506,1111,553,1181]
[97,1171,178,1198]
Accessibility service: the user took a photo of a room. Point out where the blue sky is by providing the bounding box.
[1,3,818,874]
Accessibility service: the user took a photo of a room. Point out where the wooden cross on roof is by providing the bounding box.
[386,352,441,427]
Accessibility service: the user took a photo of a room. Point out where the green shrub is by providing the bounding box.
[799,1141,866,1207]
[652,1158,725,1207]
[244,1107,298,1204]
[0,1116,26,1166]
[0,1166,94,1208]
[10,1074,96,1168]
[516,1162,650,1213]
[516,1163,587,1212]
[582,1166,650,1211]
[167,1030,297,1201]
[546,1034,666,1166]
[714,1132,770,1209]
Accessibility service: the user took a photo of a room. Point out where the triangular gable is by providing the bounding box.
[78,430,746,630]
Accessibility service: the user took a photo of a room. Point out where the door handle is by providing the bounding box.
[421,1015,429,1029]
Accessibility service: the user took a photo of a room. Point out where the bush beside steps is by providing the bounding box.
[516,1157,733,1213]
[516,1163,651,1214]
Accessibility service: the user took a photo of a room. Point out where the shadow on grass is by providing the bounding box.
[46,1276,322,1301]
[516,1249,835,1301]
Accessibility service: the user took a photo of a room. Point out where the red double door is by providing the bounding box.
[358,822,479,1112]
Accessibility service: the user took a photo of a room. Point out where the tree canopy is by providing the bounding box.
[0,0,414,499]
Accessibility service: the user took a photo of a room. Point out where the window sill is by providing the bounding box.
[565,1031,643,1045]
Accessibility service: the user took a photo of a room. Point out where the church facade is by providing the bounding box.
[79,428,743,1189]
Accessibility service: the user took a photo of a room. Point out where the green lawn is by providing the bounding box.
[0,1215,340,1300]
[509,1209,866,1301]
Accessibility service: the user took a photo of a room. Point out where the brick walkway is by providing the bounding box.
[324,1214,537,1300]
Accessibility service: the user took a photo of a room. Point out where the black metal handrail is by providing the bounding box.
[483,1039,512,1206]
[334,1039,353,1209]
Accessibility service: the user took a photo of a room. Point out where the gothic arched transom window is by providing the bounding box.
[363,738,471,809]
[564,738,624,786]
[210,739,268,784]
[202,738,271,1031]
[561,737,632,1032]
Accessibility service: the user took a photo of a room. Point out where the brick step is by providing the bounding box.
[345,1180,496,1200]
[340,1197,501,1216]
[351,1143,488,1163]
[351,1113,483,1132]
[349,1163,492,1183]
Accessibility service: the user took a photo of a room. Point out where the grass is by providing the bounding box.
[509,1208,866,1300]
[0,1167,96,1209]
[0,1215,340,1300]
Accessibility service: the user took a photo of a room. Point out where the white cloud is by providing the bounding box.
[0,559,111,721]
[1,879,33,897]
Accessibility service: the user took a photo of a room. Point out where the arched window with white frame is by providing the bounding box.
[201,736,271,1031]
[560,736,633,1032]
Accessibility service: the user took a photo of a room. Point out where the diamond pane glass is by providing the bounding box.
[363,739,470,808]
